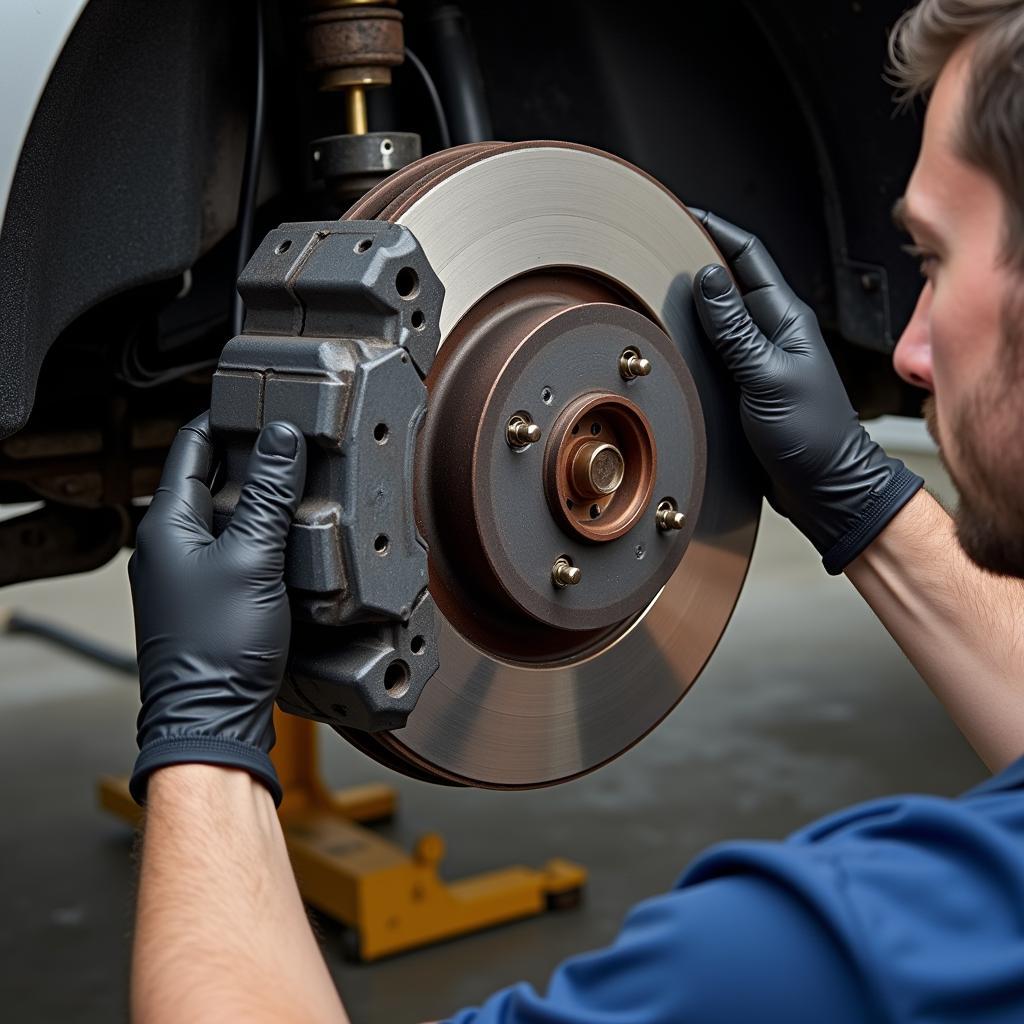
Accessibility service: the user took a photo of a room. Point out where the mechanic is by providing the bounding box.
[127,2,1024,1021]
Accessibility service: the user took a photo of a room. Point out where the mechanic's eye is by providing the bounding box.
[901,243,937,278]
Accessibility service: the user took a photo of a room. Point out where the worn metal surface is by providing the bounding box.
[341,142,761,787]
[303,4,404,88]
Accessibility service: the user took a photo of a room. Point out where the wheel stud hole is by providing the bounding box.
[384,660,410,698]
[374,534,390,555]
[589,504,601,519]
[590,422,602,436]
[373,423,389,444]
[395,267,419,299]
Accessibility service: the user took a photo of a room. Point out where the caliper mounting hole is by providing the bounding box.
[384,660,410,698]
[396,267,419,299]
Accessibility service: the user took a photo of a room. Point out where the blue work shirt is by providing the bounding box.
[445,756,1024,1023]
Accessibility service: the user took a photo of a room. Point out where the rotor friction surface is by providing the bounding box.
[343,142,760,788]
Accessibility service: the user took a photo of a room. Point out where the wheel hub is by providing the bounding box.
[418,270,705,650]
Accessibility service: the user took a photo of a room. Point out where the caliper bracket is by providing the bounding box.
[209,220,443,732]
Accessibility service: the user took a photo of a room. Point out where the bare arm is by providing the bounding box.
[132,764,350,1024]
[847,488,1024,771]
[127,420,350,1022]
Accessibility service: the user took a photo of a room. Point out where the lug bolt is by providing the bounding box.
[551,556,582,588]
[507,414,542,449]
[656,500,686,531]
[619,348,652,381]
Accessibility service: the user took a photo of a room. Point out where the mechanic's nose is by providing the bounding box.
[892,284,934,392]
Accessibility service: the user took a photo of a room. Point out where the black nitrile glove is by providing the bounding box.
[128,413,307,805]
[690,210,923,574]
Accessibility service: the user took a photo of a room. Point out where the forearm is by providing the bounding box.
[847,489,1024,771]
[132,765,349,1024]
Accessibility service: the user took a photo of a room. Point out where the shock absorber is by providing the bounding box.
[303,0,422,202]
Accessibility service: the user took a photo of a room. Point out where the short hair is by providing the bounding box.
[888,0,1024,269]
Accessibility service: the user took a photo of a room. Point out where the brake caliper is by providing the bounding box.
[210,220,442,732]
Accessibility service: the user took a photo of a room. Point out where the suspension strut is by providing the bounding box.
[302,0,422,203]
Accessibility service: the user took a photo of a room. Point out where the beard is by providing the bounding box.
[923,283,1024,577]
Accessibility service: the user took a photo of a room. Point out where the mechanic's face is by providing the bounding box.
[892,41,1024,577]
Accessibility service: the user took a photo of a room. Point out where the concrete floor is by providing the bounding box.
[0,427,986,1022]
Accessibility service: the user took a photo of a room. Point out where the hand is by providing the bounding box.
[690,209,923,573]
[128,413,307,804]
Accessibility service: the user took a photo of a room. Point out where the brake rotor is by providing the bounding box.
[341,141,760,788]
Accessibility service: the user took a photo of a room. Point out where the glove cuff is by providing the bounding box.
[130,735,283,807]
[821,463,925,575]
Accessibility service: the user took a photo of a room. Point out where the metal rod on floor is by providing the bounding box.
[1,607,137,676]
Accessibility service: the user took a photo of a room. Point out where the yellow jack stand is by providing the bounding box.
[99,709,587,961]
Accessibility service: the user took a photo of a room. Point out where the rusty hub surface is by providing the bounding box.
[303,1,404,90]
[415,269,705,649]
[337,141,761,788]
[547,392,656,543]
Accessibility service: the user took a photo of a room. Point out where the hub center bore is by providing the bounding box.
[548,393,656,543]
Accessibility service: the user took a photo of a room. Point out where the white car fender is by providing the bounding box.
[0,0,89,234]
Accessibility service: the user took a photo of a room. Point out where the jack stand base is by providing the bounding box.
[98,710,587,961]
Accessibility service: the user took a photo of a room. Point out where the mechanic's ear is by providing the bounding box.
[223,422,307,553]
